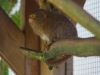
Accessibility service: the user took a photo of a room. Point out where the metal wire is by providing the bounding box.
[73,0,100,75]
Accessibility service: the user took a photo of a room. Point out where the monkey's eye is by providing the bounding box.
[29,14,35,19]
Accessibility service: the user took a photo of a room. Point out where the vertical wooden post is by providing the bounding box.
[21,0,40,75]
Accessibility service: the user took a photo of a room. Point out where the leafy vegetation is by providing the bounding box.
[11,11,20,27]
[0,0,20,28]
[0,59,8,75]
[0,0,17,14]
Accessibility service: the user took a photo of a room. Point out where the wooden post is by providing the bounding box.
[21,0,40,75]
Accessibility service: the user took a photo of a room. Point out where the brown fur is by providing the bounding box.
[29,9,77,43]
[29,9,78,66]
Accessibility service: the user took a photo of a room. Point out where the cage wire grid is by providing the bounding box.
[72,0,100,75]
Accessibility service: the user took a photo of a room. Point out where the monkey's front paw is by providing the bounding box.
[43,44,50,51]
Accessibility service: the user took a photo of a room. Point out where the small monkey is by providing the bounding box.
[29,9,77,48]
[29,9,77,66]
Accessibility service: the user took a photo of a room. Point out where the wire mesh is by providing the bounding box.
[73,0,100,75]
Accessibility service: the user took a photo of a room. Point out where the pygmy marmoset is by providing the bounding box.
[29,9,77,66]
[29,9,77,46]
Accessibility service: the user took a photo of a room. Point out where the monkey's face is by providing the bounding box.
[29,14,35,23]
[29,9,47,24]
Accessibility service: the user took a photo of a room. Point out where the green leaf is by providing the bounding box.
[0,59,8,75]
[0,0,17,14]
[11,11,20,28]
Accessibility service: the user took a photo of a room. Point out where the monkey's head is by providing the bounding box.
[29,9,47,23]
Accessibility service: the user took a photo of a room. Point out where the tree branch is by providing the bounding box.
[20,37,100,66]
[49,37,100,57]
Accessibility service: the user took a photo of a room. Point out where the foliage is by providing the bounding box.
[11,11,20,28]
[0,0,20,28]
[0,0,17,14]
[0,59,8,75]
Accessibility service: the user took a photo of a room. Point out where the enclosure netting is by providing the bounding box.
[73,0,100,75]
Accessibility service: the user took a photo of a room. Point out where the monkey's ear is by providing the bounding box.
[41,12,47,20]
